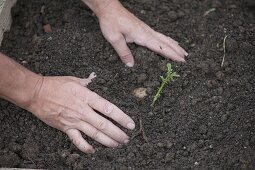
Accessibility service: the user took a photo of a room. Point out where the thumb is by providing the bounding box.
[109,35,135,67]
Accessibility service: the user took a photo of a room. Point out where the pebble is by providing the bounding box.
[43,24,52,33]
[144,81,160,87]
[226,38,239,53]
[207,80,217,88]
[215,71,225,80]
[148,111,154,116]
[197,62,209,73]
[217,87,224,95]
[60,150,70,158]
[165,152,175,162]
[199,125,208,134]
[168,11,178,21]
[140,143,153,156]
[157,142,165,148]
[166,141,173,149]
[132,87,147,99]
[66,153,80,166]
[108,55,117,62]
[211,0,222,8]
[221,113,228,122]
[137,73,148,83]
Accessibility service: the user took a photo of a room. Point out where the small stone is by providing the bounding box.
[148,111,154,116]
[207,80,217,88]
[144,81,160,87]
[32,34,42,45]
[43,24,52,33]
[140,10,146,14]
[217,87,224,95]
[177,11,185,18]
[66,153,80,166]
[194,162,199,165]
[211,0,222,8]
[137,73,148,83]
[215,71,224,80]
[60,150,70,158]
[166,141,173,149]
[226,38,239,53]
[21,60,27,64]
[108,55,117,62]
[221,114,228,122]
[197,62,209,73]
[199,125,208,134]
[167,11,178,21]
[156,152,164,159]
[165,152,175,162]
[132,88,147,99]
[157,142,164,148]
[189,143,197,151]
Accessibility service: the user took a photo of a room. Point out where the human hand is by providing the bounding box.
[27,73,135,153]
[96,0,188,67]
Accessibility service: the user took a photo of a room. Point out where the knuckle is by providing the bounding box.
[120,53,132,61]
[90,91,99,99]
[98,120,108,130]
[117,115,126,125]
[91,129,100,140]
[108,35,122,44]
[104,103,114,116]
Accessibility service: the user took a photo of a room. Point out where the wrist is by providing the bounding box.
[82,0,121,17]
[8,73,44,110]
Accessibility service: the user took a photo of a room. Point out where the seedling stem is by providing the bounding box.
[151,63,179,106]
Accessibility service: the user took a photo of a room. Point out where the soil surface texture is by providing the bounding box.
[0,0,255,169]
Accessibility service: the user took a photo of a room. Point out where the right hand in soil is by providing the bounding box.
[27,73,135,153]
[83,0,188,67]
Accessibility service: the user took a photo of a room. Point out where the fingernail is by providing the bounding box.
[127,122,135,130]
[180,58,186,62]
[126,62,134,67]
[88,148,95,154]
[185,52,188,56]
[124,139,129,144]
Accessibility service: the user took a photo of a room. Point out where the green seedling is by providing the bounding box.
[151,63,179,106]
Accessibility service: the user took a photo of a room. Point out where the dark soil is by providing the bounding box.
[0,0,255,169]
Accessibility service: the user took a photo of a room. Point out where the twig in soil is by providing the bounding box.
[151,63,179,107]
[204,8,216,16]
[131,118,149,143]
[221,35,228,67]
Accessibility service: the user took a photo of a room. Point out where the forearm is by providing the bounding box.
[82,0,121,17]
[0,53,42,109]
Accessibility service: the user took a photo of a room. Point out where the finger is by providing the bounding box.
[66,129,95,153]
[88,92,135,130]
[79,106,130,144]
[109,34,135,67]
[154,32,188,57]
[139,35,185,62]
[74,121,120,148]
[67,73,97,87]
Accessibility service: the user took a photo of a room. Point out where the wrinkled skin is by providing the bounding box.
[28,73,135,153]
